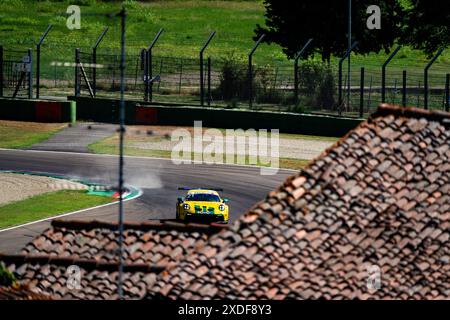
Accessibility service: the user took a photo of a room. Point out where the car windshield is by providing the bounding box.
[185,193,220,202]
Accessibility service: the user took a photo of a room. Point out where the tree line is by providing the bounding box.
[254,0,450,62]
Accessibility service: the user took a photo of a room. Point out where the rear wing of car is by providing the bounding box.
[178,187,223,192]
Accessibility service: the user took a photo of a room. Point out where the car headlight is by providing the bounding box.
[219,204,225,211]
[183,203,190,210]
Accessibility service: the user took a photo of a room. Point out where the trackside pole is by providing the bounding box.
[36,24,52,99]
[248,34,265,109]
[147,28,164,102]
[117,7,126,300]
[445,73,449,112]
[200,31,216,107]
[338,41,357,114]
[381,45,401,103]
[359,67,364,118]
[424,48,444,110]
[0,46,3,97]
[294,39,313,104]
[27,48,32,99]
[402,70,407,107]
[92,27,109,97]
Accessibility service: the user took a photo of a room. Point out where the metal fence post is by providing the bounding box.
[93,47,97,96]
[445,73,449,112]
[0,45,3,97]
[200,31,216,106]
[28,48,32,99]
[338,61,342,109]
[117,7,127,300]
[424,48,444,110]
[248,34,265,109]
[402,70,407,107]
[178,59,183,94]
[147,28,164,102]
[75,48,80,97]
[381,45,401,103]
[359,67,364,118]
[338,41,357,113]
[36,24,52,99]
[141,49,148,100]
[92,27,109,97]
[207,56,211,107]
[294,39,313,104]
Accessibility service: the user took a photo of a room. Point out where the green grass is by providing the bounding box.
[0,190,114,229]
[0,0,448,76]
[89,141,174,158]
[0,121,66,149]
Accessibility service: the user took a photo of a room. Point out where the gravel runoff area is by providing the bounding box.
[0,173,88,206]
[126,126,335,160]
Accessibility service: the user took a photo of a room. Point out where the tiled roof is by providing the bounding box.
[0,253,162,299]
[21,219,226,268]
[149,104,450,299]
[1,220,227,299]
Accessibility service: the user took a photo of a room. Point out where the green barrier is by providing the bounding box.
[69,100,77,124]
[68,96,363,137]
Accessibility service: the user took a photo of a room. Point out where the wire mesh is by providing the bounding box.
[1,48,31,98]
[1,43,448,118]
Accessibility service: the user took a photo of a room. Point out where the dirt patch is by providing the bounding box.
[0,120,66,132]
[0,173,88,206]
[122,125,333,160]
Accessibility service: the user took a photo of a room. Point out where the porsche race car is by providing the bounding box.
[176,188,229,224]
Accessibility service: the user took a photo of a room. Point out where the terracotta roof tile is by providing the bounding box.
[19,219,226,268]
[1,219,226,299]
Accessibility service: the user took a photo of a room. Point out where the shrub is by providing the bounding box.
[0,262,16,287]
[299,60,336,109]
[214,53,249,101]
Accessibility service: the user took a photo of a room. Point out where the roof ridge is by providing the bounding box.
[372,104,450,123]
[0,253,165,273]
[51,219,228,234]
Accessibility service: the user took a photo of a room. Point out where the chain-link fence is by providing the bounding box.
[0,47,32,99]
[1,43,449,118]
[75,48,146,99]
[339,66,449,115]
[72,49,449,117]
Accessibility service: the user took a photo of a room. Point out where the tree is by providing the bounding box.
[401,0,450,56]
[0,262,16,287]
[254,0,404,62]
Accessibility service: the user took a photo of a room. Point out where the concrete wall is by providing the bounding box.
[0,98,75,123]
[71,96,362,137]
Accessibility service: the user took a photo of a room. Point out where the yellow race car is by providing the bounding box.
[176,188,229,224]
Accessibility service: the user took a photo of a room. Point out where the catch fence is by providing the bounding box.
[1,43,449,118]
[0,46,32,99]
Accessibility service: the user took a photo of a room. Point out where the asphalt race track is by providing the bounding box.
[0,149,293,253]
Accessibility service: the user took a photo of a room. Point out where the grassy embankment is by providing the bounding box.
[0,190,114,229]
[0,120,66,149]
[0,0,447,73]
